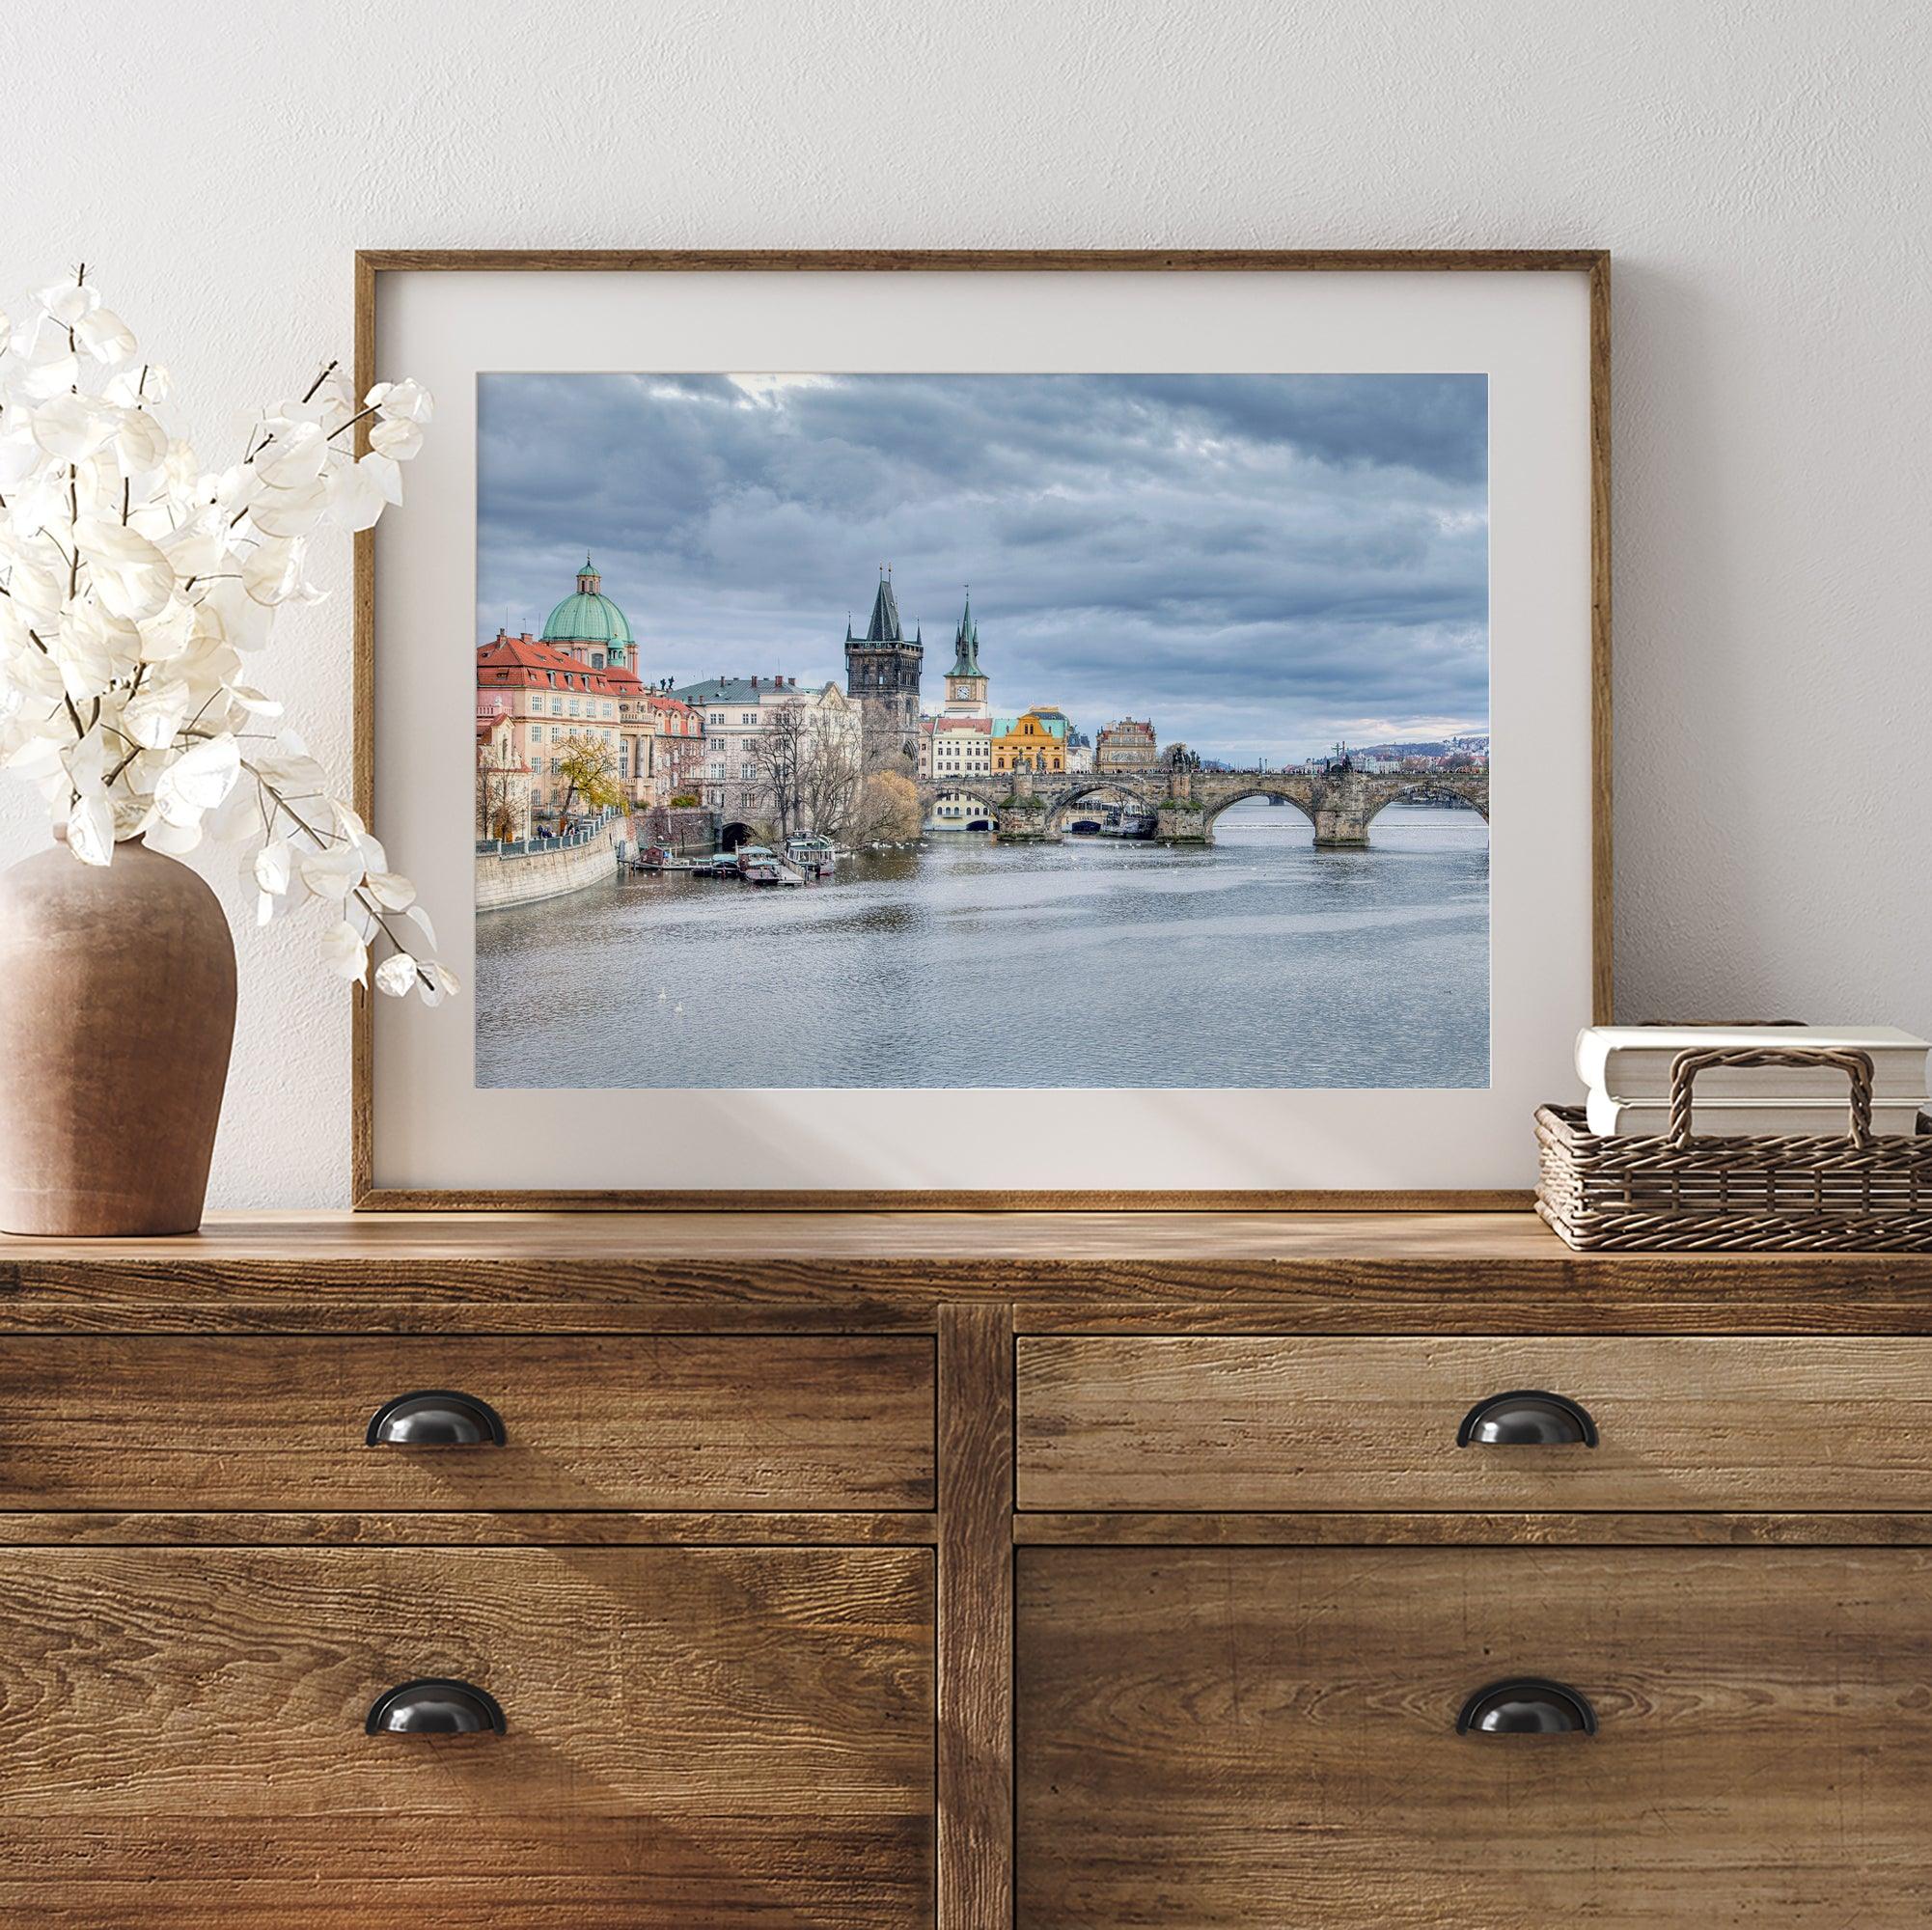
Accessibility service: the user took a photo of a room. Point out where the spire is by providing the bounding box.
[865,565,903,644]
[577,553,600,594]
[949,587,983,679]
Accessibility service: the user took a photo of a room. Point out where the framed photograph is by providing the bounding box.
[354,250,1609,1208]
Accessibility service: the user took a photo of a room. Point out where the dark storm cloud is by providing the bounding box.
[477,372,1487,761]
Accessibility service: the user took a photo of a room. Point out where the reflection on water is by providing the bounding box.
[475,803,1489,1089]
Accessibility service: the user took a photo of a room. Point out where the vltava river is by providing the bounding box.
[476,803,1488,1089]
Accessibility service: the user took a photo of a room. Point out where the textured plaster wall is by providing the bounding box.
[2,0,1927,1205]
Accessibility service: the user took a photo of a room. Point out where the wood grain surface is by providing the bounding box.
[8,1212,1932,1337]
[1015,1509,1932,1546]
[938,1305,1015,1928]
[1018,1545,1932,1926]
[0,1545,933,1926]
[0,1333,933,1511]
[1016,1335,1932,1512]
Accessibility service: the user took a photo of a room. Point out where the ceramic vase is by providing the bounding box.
[0,839,236,1235]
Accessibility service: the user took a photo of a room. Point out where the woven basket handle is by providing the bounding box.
[1666,1046,1877,1148]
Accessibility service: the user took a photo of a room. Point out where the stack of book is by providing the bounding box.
[1577,1025,1932,1138]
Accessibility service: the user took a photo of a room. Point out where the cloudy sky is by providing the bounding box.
[477,372,1487,762]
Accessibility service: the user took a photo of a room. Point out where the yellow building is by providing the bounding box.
[992,707,1067,774]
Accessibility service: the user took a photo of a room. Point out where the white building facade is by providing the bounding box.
[925,594,997,831]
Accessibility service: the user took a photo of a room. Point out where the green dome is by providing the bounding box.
[540,557,632,646]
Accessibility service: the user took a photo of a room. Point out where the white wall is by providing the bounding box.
[4,0,1927,1206]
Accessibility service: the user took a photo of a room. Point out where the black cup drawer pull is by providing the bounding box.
[366,1678,507,1736]
[365,1390,507,1447]
[1457,1678,1596,1736]
[1456,1390,1597,1448]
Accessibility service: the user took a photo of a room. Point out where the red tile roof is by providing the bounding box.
[477,631,627,698]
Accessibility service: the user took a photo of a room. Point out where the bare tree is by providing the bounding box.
[798,705,866,838]
[747,698,810,841]
[479,764,523,842]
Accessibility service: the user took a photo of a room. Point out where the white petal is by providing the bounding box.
[254,837,293,896]
[298,841,365,899]
[253,420,328,487]
[21,352,82,401]
[73,517,175,622]
[135,596,197,664]
[241,536,303,606]
[37,280,100,324]
[404,902,439,953]
[321,919,369,984]
[74,308,136,364]
[122,675,192,749]
[322,457,387,532]
[142,812,203,855]
[115,408,169,476]
[66,789,116,866]
[365,868,416,911]
[249,476,328,538]
[361,450,403,507]
[153,732,240,817]
[374,378,433,424]
[367,416,423,461]
[0,421,43,487]
[374,951,420,997]
[224,682,284,718]
[31,394,117,460]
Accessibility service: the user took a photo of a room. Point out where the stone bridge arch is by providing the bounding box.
[1196,780,1321,837]
[1360,776,1490,826]
[921,776,1008,817]
[1040,776,1161,834]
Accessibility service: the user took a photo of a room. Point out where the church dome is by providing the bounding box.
[541,556,633,646]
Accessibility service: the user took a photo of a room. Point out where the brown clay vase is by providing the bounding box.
[0,838,236,1235]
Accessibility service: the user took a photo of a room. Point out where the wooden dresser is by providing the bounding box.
[3,1212,1929,1926]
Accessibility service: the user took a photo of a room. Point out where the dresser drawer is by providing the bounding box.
[0,1545,932,1926]
[1019,1545,1932,1927]
[1016,1335,1932,1511]
[0,1335,934,1511]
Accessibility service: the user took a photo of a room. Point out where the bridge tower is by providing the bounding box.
[844,566,924,769]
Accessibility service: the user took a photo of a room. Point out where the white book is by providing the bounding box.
[1576,1026,1931,1103]
[1586,1090,1929,1139]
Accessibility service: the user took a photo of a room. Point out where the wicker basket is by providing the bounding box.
[1536,1046,1932,1251]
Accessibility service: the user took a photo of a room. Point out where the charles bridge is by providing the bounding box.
[915,763,1489,845]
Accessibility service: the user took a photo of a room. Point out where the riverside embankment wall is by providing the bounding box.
[475,821,621,912]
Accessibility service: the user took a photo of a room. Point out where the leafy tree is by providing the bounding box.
[861,770,922,842]
[553,731,623,827]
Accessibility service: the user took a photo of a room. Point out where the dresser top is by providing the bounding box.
[5,1211,1927,1335]
[6,1208,1582,1264]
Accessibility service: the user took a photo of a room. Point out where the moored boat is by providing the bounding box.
[736,844,793,884]
[785,833,837,877]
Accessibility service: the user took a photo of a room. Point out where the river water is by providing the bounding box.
[475,802,1488,1089]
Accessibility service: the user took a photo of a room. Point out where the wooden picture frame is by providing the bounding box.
[352,249,1611,1211]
